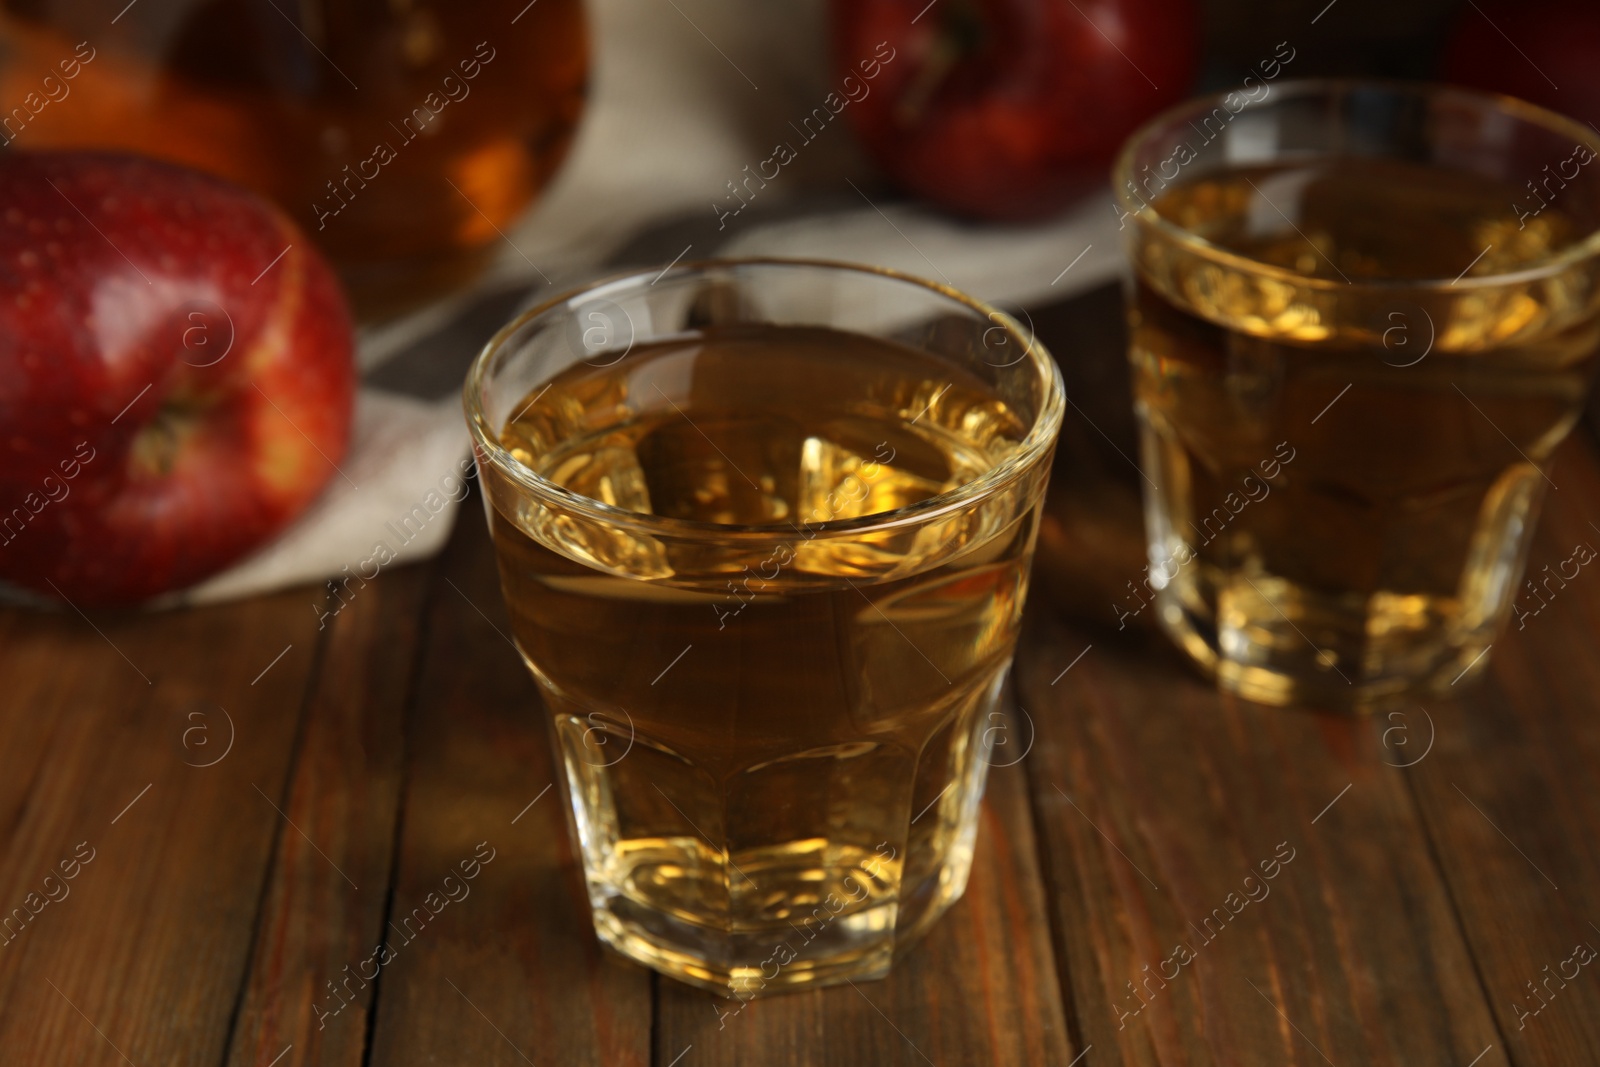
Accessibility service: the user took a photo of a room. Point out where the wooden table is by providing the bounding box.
[3,282,1597,1066]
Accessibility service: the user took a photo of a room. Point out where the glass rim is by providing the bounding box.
[462,256,1066,542]
[1112,76,1600,293]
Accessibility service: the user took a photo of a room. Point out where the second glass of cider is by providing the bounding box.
[1116,80,1600,709]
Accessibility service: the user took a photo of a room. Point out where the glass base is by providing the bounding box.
[1132,407,1540,713]
[548,666,1005,998]
[579,825,977,999]
[1152,574,1496,712]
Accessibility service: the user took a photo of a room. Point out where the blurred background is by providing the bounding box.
[1,0,1593,608]
[0,0,1576,321]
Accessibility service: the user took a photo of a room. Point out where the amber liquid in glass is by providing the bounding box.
[0,0,586,314]
[482,325,1040,994]
[1131,156,1600,705]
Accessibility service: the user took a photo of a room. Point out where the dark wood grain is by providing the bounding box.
[363,501,652,1067]
[223,567,431,1067]
[7,281,1600,1065]
[652,753,1078,1067]
[0,587,325,1065]
[1026,283,1160,633]
[1013,616,1510,1067]
[1401,437,1600,1065]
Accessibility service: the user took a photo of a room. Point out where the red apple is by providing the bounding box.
[832,0,1198,220]
[0,152,355,606]
[1442,0,1600,127]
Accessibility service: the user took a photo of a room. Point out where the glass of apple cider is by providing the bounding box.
[1115,80,1600,711]
[464,260,1063,996]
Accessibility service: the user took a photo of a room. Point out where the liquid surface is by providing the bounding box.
[1131,156,1600,706]
[502,325,1020,531]
[484,325,1046,994]
[1155,156,1584,283]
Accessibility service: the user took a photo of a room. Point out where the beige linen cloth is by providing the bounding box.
[182,0,1126,604]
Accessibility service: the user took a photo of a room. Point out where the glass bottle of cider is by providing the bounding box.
[0,0,588,317]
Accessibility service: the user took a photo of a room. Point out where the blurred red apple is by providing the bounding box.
[0,152,355,606]
[1442,0,1600,127]
[832,0,1198,220]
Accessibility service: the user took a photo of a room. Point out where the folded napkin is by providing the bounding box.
[181,392,470,604]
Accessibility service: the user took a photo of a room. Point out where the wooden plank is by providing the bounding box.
[0,586,325,1065]
[365,501,652,1067]
[1025,284,1158,630]
[1014,614,1511,1066]
[1403,436,1600,1065]
[652,749,1077,1067]
[223,566,432,1067]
